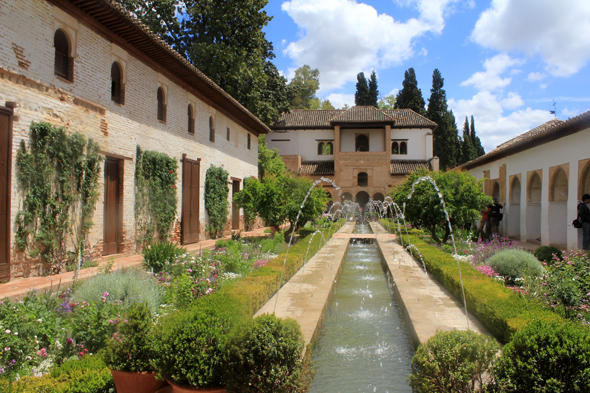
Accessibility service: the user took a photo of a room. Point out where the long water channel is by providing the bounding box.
[309,223,414,393]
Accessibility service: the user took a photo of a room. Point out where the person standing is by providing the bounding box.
[579,194,590,250]
[490,198,503,235]
[479,205,491,235]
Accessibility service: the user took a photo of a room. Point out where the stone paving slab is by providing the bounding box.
[0,227,269,301]
[255,222,355,349]
[370,222,493,347]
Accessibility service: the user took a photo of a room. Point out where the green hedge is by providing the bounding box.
[0,355,114,393]
[202,221,344,316]
[379,219,425,239]
[400,235,562,343]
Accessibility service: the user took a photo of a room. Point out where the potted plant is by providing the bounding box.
[225,314,309,393]
[103,302,168,393]
[155,305,234,393]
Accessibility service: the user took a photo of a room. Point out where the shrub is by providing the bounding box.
[489,320,590,392]
[471,236,520,266]
[155,306,237,387]
[71,268,164,314]
[103,302,157,372]
[225,314,308,393]
[143,241,184,273]
[0,355,114,393]
[409,329,499,393]
[485,249,544,280]
[533,246,563,264]
[205,165,230,238]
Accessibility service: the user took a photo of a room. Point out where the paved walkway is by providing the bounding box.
[370,222,493,347]
[255,222,355,349]
[0,227,269,301]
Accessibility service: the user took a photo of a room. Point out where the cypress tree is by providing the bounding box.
[355,72,371,106]
[426,69,460,170]
[394,68,426,115]
[368,70,379,107]
[470,115,485,157]
[460,116,476,164]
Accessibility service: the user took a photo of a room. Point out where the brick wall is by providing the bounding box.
[0,0,259,280]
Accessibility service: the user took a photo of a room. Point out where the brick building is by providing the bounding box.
[267,106,438,206]
[0,0,268,281]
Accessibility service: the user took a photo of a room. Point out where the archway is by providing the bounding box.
[581,162,590,197]
[373,192,384,202]
[549,168,568,247]
[356,191,370,208]
[492,182,500,201]
[526,172,542,242]
[509,177,521,238]
[341,192,353,203]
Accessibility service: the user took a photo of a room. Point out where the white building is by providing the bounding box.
[0,0,267,280]
[461,111,590,249]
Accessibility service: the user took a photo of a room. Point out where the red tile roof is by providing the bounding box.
[390,160,432,175]
[299,161,335,175]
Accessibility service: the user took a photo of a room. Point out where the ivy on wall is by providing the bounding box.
[204,165,229,238]
[135,146,178,246]
[15,122,103,274]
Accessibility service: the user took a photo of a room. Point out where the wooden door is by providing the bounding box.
[182,159,200,244]
[232,180,240,230]
[103,159,119,255]
[0,109,11,280]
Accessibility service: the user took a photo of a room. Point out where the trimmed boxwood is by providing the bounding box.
[400,235,561,342]
[490,320,590,392]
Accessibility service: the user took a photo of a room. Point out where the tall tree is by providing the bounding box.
[355,72,371,106]
[289,65,320,109]
[470,115,485,157]
[426,69,460,170]
[368,70,379,107]
[460,116,476,164]
[119,0,291,125]
[394,68,426,115]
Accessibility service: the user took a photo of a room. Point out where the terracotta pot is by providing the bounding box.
[166,379,226,393]
[110,369,169,393]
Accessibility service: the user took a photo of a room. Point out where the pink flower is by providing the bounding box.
[37,348,48,358]
[4,347,9,351]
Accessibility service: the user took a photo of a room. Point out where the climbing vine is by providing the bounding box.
[204,165,229,238]
[135,146,178,246]
[15,122,103,273]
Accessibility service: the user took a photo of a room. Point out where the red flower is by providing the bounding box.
[169,170,173,173]
[172,185,175,188]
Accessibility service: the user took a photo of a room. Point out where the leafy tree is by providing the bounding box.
[309,98,335,110]
[394,68,426,115]
[235,172,328,234]
[289,65,320,109]
[426,69,460,170]
[118,0,291,124]
[355,72,371,106]
[378,94,396,109]
[258,136,286,179]
[368,70,379,107]
[460,116,477,164]
[470,115,485,157]
[390,169,491,243]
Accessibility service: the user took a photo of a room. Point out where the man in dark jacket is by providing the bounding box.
[579,194,590,250]
[490,198,503,235]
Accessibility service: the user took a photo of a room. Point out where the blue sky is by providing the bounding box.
[262,0,590,152]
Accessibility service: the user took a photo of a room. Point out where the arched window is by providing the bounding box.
[209,116,215,142]
[157,87,166,122]
[550,168,568,202]
[54,29,71,80]
[391,141,399,154]
[111,62,124,104]
[187,104,195,134]
[400,141,407,154]
[358,172,368,187]
[317,142,325,155]
[326,142,333,155]
[356,135,369,152]
[247,133,251,150]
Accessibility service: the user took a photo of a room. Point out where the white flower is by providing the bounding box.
[37,319,42,323]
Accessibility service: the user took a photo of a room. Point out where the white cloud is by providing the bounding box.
[325,93,355,109]
[461,53,523,91]
[449,91,554,152]
[540,84,548,90]
[562,108,581,118]
[527,72,546,82]
[501,92,524,110]
[281,0,457,91]
[471,0,590,77]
